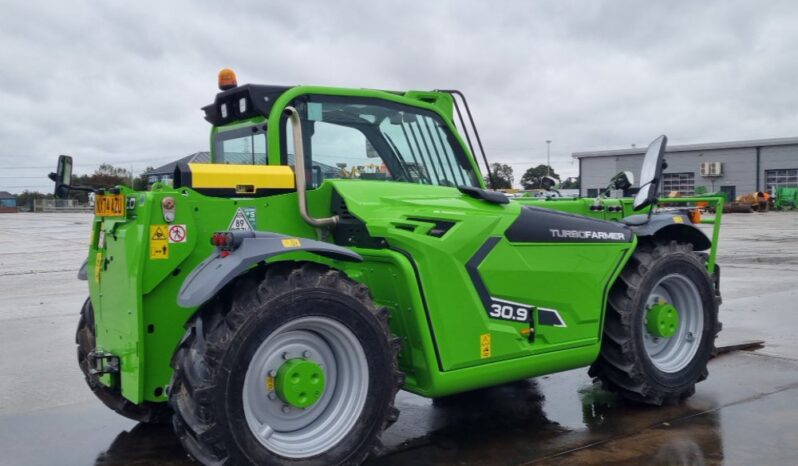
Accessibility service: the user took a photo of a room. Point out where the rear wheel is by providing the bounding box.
[76,298,172,423]
[169,262,402,466]
[589,241,720,405]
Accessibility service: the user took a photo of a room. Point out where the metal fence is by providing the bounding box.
[32,199,92,213]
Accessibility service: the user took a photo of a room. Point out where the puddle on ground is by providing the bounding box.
[1,352,797,466]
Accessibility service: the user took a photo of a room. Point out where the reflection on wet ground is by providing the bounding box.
[1,351,797,466]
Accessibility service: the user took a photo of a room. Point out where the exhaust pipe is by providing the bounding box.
[285,106,339,228]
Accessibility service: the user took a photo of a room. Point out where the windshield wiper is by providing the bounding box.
[382,131,417,183]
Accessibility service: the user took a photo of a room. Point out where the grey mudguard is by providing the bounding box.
[178,231,362,308]
[78,259,88,281]
[623,212,711,251]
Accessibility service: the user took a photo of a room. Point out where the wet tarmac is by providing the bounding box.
[1,212,797,465]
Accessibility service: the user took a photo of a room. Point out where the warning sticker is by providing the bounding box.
[266,375,275,391]
[150,225,169,260]
[94,252,103,283]
[281,238,301,248]
[480,333,491,359]
[229,207,255,231]
[168,224,187,243]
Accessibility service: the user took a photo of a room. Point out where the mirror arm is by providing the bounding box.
[49,172,96,194]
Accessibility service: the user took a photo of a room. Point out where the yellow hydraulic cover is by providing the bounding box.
[182,163,295,197]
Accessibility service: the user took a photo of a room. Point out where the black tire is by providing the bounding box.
[169,262,402,466]
[76,298,172,423]
[589,241,720,405]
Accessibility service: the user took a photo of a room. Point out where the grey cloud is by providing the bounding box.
[1,0,797,192]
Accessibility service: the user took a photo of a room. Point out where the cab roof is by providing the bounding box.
[202,84,451,126]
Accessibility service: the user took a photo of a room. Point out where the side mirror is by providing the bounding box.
[610,171,634,191]
[49,155,73,199]
[541,175,558,190]
[633,135,667,211]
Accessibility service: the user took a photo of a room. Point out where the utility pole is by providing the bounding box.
[545,140,552,176]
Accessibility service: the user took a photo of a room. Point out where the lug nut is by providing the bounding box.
[268,393,277,400]
[282,352,289,360]
[302,351,312,358]
[268,370,276,377]
[282,405,290,414]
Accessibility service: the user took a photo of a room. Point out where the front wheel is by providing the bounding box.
[589,241,720,405]
[169,262,402,466]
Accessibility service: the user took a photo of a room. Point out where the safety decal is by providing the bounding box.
[94,252,103,283]
[150,224,169,260]
[673,216,684,224]
[480,333,492,359]
[229,207,256,231]
[281,238,301,248]
[168,224,187,243]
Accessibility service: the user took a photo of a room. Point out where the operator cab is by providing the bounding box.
[200,69,480,192]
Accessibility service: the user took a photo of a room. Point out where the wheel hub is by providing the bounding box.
[646,301,679,338]
[274,358,325,409]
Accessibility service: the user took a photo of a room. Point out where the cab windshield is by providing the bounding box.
[286,96,479,188]
[213,124,267,164]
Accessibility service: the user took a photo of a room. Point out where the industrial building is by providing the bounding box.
[573,136,798,200]
[0,191,16,213]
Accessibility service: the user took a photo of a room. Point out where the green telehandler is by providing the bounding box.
[52,70,723,465]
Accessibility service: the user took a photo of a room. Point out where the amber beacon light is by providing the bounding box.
[218,68,238,90]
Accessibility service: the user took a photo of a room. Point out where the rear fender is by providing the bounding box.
[627,213,711,251]
[178,231,361,308]
[78,258,88,280]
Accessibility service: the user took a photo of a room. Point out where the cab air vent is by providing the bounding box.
[406,217,456,238]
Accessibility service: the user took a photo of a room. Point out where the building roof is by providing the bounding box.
[573,136,798,159]
[0,191,15,200]
[145,152,210,176]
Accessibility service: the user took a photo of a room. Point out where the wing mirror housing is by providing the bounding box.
[610,171,634,191]
[633,135,668,211]
[541,175,558,190]
[48,155,74,199]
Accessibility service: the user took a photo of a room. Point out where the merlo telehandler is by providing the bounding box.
[51,69,723,465]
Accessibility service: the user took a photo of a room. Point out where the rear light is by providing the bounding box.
[689,209,702,224]
[209,230,254,255]
[210,232,234,248]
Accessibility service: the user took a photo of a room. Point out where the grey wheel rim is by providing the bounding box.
[642,273,704,373]
[243,316,369,458]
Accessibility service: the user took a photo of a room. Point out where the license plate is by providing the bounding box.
[95,194,125,217]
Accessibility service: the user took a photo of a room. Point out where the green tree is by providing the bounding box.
[561,176,580,189]
[521,165,560,189]
[133,166,154,190]
[484,163,514,189]
[70,164,133,202]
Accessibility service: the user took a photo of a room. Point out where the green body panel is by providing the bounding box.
[87,180,636,401]
[84,84,720,403]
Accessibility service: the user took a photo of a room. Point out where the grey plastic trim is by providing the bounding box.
[625,213,711,251]
[178,231,362,308]
[78,259,88,281]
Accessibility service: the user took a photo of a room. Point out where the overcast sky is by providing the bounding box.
[2,0,797,193]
